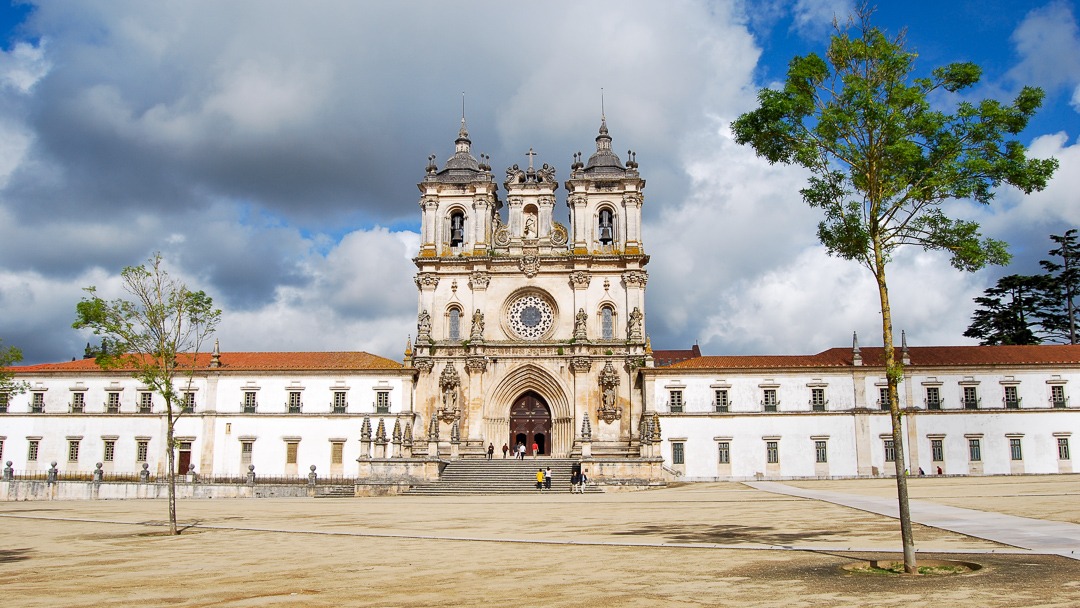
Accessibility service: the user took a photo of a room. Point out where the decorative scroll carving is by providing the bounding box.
[573,308,588,341]
[570,357,592,373]
[414,273,439,289]
[504,164,526,189]
[598,360,623,424]
[622,192,643,207]
[493,215,511,247]
[413,357,434,373]
[627,307,644,342]
[416,310,432,342]
[519,255,541,278]
[551,221,569,246]
[569,270,591,288]
[469,271,490,290]
[622,270,648,287]
[537,163,556,184]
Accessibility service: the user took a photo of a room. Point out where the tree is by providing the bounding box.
[963,274,1047,345]
[73,253,220,535]
[1038,229,1079,344]
[0,339,29,397]
[732,9,1057,573]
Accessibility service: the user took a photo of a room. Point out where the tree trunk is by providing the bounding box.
[166,403,178,535]
[873,246,917,574]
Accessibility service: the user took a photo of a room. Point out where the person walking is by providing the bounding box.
[578,469,588,493]
[531,441,539,458]
[518,443,526,460]
[502,443,509,459]
[536,468,544,492]
[570,470,581,493]
[544,466,552,491]
[487,443,494,460]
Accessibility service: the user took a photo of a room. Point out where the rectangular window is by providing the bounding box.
[71,392,85,413]
[763,389,778,412]
[286,442,298,465]
[671,442,685,465]
[27,439,39,461]
[288,391,302,414]
[241,441,253,464]
[182,392,195,413]
[811,388,826,412]
[333,391,347,414]
[1059,437,1071,460]
[963,386,979,410]
[106,392,120,414]
[243,391,257,414]
[137,440,149,462]
[968,438,982,462]
[138,392,153,414]
[714,389,729,413]
[331,442,344,465]
[1004,385,1020,409]
[31,392,44,413]
[926,387,941,410]
[668,390,683,413]
[931,439,944,462]
[815,440,828,463]
[766,441,779,464]
[1051,385,1066,408]
[1010,437,1023,461]
[376,391,390,414]
[879,387,890,411]
[717,441,730,464]
[103,440,115,462]
[0,392,9,413]
[68,439,80,462]
[0,438,3,461]
[883,439,896,462]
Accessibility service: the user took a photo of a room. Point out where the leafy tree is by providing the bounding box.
[73,253,220,535]
[0,339,29,397]
[1037,229,1079,344]
[963,274,1046,345]
[732,10,1057,572]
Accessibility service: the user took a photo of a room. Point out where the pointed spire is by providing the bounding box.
[404,335,413,358]
[901,330,911,365]
[210,339,221,368]
[361,415,372,441]
[450,420,460,444]
[852,331,862,367]
[428,415,439,441]
[403,421,413,446]
[375,418,387,443]
[392,418,402,443]
[580,415,592,439]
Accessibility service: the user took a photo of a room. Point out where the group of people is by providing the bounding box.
[534,467,589,493]
[495,441,538,459]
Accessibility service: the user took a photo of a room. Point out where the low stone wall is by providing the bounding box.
[581,457,668,490]
[1,480,321,501]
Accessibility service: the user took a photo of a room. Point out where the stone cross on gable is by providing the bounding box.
[526,147,536,170]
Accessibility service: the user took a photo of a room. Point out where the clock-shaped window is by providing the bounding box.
[507,294,555,340]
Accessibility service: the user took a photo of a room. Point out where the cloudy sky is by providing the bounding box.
[1,0,1078,365]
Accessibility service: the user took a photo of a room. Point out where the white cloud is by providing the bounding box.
[0,40,50,94]
[791,0,853,38]
[1007,1,1080,92]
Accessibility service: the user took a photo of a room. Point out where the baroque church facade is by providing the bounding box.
[1,119,1079,489]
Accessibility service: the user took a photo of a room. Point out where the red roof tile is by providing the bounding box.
[666,345,1080,370]
[10,352,404,373]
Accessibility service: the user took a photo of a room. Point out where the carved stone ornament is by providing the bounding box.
[627,307,644,342]
[569,270,591,288]
[573,308,588,341]
[519,255,541,278]
[392,418,402,443]
[570,357,592,373]
[622,192,643,207]
[414,273,440,289]
[413,357,434,373]
[494,222,511,247]
[622,270,648,287]
[551,221,569,246]
[469,271,490,290]
[465,356,487,373]
[470,309,485,340]
[416,310,432,342]
[598,360,623,424]
[360,415,372,441]
[375,418,388,444]
[438,364,462,423]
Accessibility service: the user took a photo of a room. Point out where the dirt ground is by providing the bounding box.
[2,477,1079,607]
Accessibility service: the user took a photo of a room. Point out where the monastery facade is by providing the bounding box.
[2,120,1078,486]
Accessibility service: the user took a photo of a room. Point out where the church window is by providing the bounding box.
[601,306,615,340]
[449,211,465,248]
[103,439,115,462]
[376,391,390,414]
[68,439,81,462]
[717,442,730,464]
[448,307,462,341]
[766,441,779,464]
[138,392,153,414]
[288,391,302,414]
[815,440,828,463]
[714,389,729,412]
[762,389,778,412]
[671,442,685,465]
[811,388,826,411]
[598,208,615,246]
[27,439,39,461]
[883,439,896,462]
[332,391,347,414]
[107,392,120,414]
[137,440,149,462]
[31,392,44,413]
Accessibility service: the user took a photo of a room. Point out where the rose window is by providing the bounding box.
[507,294,555,340]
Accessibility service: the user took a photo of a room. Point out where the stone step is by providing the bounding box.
[405,459,599,495]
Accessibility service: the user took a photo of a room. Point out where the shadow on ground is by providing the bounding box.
[0,548,33,563]
[613,523,840,545]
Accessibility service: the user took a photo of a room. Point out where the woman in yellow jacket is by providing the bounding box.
[536,468,544,491]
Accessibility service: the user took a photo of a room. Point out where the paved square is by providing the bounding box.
[2,476,1079,606]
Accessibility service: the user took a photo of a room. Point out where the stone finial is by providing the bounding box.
[246,464,255,485]
[852,331,862,367]
[580,415,592,439]
[47,462,58,484]
[2,461,12,481]
[361,416,372,441]
[404,335,413,358]
[93,462,104,482]
[375,418,388,444]
[428,415,439,441]
[403,422,413,446]
[210,339,221,368]
[901,330,911,365]
[652,411,662,440]
[450,420,460,444]
[139,462,150,482]
[392,418,402,444]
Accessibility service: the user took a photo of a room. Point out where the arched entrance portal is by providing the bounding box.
[509,391,552,456]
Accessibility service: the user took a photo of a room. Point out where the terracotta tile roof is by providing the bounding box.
[652,345,702,367]
[10,352,404,373]
[666,345,1080,370]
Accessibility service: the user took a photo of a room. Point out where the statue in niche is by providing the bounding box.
[417,310,432,340]
[471,309,485,339]
[524,216,536,238]
[628,307,644,341]
[443,385,458,411]
[574,308,588,340]
[602,384,616,411]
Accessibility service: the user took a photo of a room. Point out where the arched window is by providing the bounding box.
[448,307,462,341]
[450,211,465,248]
[601,306,615,340]
[598,208,614,246]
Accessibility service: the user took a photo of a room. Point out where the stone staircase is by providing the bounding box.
[406,458,602,495]
[313,485,357,498]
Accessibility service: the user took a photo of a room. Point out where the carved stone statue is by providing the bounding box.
[598,361,623,424]
[504,164,526,187]
[574,308,588,340]
[524,216,536,238]
[470,309,485,340]
[417,309,432,341]
[628,307,644,342]
[537,162,556,183]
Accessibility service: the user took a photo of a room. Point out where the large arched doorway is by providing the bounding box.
[509,391,552,456]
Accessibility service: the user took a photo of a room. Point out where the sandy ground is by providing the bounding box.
[2,478,1079,607]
